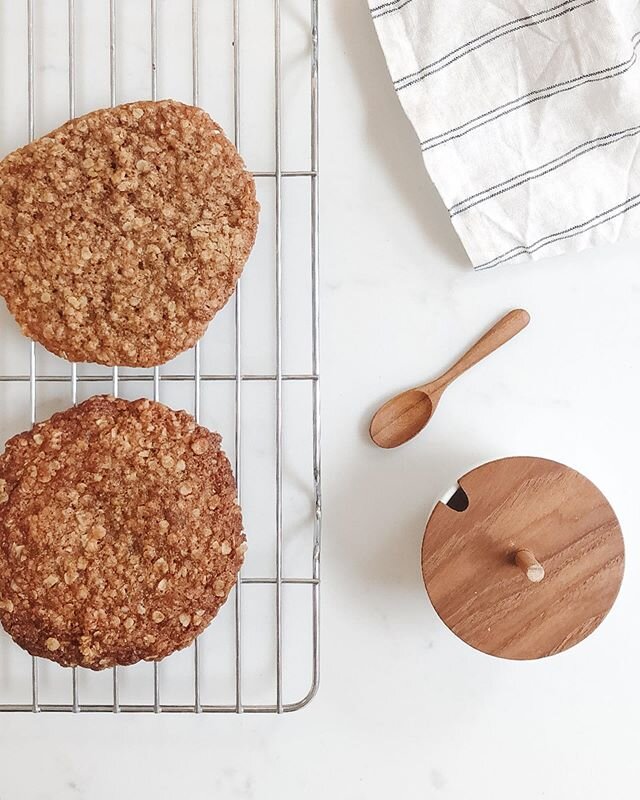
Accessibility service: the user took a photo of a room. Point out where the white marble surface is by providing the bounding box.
[1,1,640,798]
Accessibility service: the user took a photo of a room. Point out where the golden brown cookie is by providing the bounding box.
[0,395,245,670]
[0,100,259,367]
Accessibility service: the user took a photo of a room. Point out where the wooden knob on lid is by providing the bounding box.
[514,549,545,583]
[421,457,624,660]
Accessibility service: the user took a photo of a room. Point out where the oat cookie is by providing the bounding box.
[0,100,259,367]
[0,395,245,669]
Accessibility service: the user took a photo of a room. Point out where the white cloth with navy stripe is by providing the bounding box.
[369,0,640,269]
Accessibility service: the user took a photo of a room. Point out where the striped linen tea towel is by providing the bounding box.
[368,0,640,269]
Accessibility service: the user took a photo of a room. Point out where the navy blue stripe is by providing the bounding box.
[372,0,415,20]
[450,125,640,216]
[395,1,592,90]
[421,33,640,151]
[371,0,407,13]
[476,193,640,270]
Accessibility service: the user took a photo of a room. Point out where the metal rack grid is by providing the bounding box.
[0,0,321,713]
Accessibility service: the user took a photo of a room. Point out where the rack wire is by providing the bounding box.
[0,0,321,713]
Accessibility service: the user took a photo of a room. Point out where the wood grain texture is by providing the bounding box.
[421,457,624,660]
[422,309,530,394]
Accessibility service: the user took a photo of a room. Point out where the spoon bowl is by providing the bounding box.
[369,389,434,449]
[369,309,530,449]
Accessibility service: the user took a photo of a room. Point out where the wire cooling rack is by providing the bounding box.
[0,0,320,713]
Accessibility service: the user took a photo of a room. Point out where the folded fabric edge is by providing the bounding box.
[367,3,640,271]
[450,181,640,271]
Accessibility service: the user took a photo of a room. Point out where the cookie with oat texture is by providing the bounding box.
[0,395,245,669]
[0,99,259,367]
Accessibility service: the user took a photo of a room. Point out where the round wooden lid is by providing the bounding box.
[421,457,624,660]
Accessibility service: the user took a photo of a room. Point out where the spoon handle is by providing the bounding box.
[427,309,530,391]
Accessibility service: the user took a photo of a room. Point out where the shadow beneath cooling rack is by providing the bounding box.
[331,0,469,269]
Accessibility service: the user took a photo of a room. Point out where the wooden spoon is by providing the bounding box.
[369,309,530,449]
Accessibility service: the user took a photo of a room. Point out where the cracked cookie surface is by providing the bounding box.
[0,100,259,367]
[0,395,245,669]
